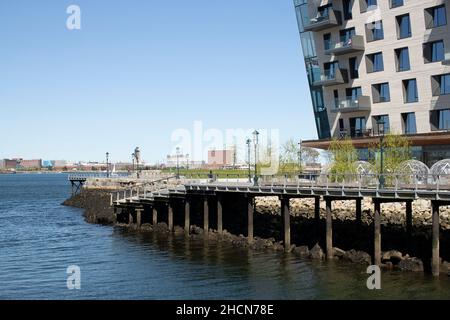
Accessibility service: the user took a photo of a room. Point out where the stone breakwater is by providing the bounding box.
[117,222,450,275]
[255,197,450,230]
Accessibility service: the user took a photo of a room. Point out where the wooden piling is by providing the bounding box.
[406,201,413,238]
[168,202,174,232]
[281,197,291,252]
[152,207,158,226]
[356,198,362,226]
[247,196,254,241]
[325,198,333,260]
[432,201,440,277]
[203,197,209,234]
[185,198,190,234]
[217,196,223,235]
[374,200,381,266]
[128,211,133,225]
[135,209,142,229]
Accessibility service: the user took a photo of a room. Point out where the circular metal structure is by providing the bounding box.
[396,160,430,185]
[430,159,450,184]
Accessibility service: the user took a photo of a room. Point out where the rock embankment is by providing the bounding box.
[63,189,115,224]
[116,222,450,275]
[255,197,450,230]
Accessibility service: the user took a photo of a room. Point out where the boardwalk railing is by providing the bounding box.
[68,172,131,180]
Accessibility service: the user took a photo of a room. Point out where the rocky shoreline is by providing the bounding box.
[64,189,450,276]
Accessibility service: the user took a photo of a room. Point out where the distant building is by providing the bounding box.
[18,159,42,169]
[207,149,235,168]
[165,154,205,169]
[4,159,18,169]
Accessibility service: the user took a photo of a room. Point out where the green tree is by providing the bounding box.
[279,138,301,175]
[328,137,358,181]
[369,133,411,175]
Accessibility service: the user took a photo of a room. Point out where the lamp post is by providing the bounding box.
[186,154,189,170]
[252,130,259,186]
[131,153,135,174]
[106,152,109,178]
[246,138,252,182]
[176,147,180,179]
[377,119,385,188]
[298,139,303,175]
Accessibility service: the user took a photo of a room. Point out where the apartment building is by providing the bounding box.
[294,0,450,165]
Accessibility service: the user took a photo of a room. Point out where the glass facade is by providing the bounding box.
[294,0,331,139]
[396,47,410,71]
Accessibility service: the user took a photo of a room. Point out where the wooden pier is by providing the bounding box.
[111,174,450,276]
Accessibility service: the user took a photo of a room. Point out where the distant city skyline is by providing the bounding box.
[0,1,316,163]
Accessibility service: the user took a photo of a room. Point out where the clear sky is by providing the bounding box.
[0,0,316,164]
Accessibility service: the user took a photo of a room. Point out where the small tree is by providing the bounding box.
[369,133,411,180]
[301,147,320,164]
[328,137,358,181]
[279,138,301,175]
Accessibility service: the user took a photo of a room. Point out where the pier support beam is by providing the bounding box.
[314,197,320,224]
[431,201,440,277]
[247,196,254,242]
[281,196,291,252]
[128,211,133,225]
[374,201,381,266]
[203,197,209,234]
[217,196,223,235]
[185,198,190,234]
[406,201,413,239]
[168,202,174,232]
[152,207,158,226]
[135,208,143,229]
[325,198,333,260]
[356,198,362,226]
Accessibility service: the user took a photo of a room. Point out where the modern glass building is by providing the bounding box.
[293,0,450,165]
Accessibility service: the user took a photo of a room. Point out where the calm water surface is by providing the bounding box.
[0,174,449,300]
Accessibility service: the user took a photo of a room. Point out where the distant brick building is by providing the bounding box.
[18,159,42,169]
[207,149,234,168]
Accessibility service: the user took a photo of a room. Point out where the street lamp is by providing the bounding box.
[252,130,259,185]
[176,147,180,179]
[186,154,190,170]
[106,152,109,178]
[246,138,252,182]
[377,119,385,188]
[131,153,135,174]
[298,139,303,175]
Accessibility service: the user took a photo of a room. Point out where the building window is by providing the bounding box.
[343,0,353,20]
[366,52,384,73]
[360,0,377,13]
[431,109,450,130]
[396,14,411,39]
[349,57,359,79]
[373,115,390,134]
[346,87,362,100]
[402,113,417,134]
[403,79,419,103]
[432,73,450,96]
[324,61,339,79]
[390,0,403,9]
[349,117,366,137]
[423,40,445,63]
[340,28,355,43]
[334,90,339,109]
[366,21,384,42]
[395,47,410,71]
[323,33,331,51]
[372,83,390,103]
[339,119,345,133]
[425,5,447,29]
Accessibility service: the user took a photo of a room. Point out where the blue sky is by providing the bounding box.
[0,0,315,164]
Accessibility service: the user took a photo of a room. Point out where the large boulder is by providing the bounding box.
[398,257,424,272]
[294,246,310,258]
[382,250,403,265]
[333,247,346,259]
[344,250,372,265]
[309,243,324,260]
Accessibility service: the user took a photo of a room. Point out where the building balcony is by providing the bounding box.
[325,35,365,56]
[304,9,342,32]
[442,52,450,65]
[312,68,348,87]
[330,96,371,114]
